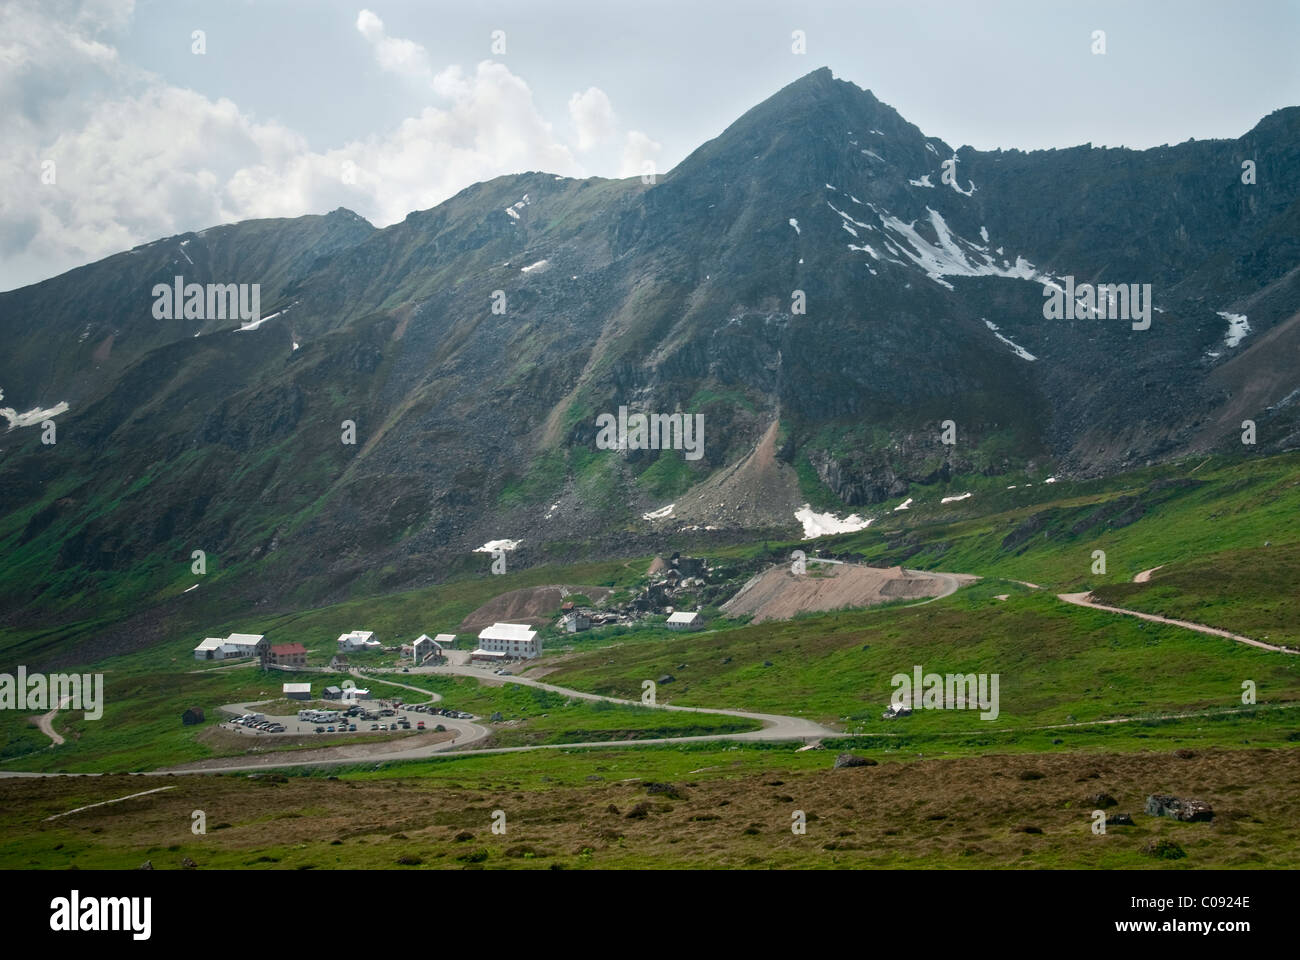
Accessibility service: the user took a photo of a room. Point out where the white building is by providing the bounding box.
[407,633,450,664]
[665,611,702,630]
[476,622,542,659]
[193,638,233,660]
[337,630,381,652]
[193,632,268,661]
[283,682,311,700]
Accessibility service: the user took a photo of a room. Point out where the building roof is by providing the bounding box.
[282,683,311,694]
[470,649,509,658]
[270,642,307,656]
[194,637,226,652]
[337,630,374,643]
[434,633,456,644]
[324,685,342,695]
[226,633,265,645]
[478,622,537,643]
[666,611,701,624]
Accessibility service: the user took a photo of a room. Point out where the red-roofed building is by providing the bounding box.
[266,642,308,668]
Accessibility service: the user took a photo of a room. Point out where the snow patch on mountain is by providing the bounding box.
[795,505,874,539]
[827,201,872,230]
[0,396,69,430]
[474,539,520,552]
[1217,311,1251,347]
[984,320,1037,361]
[860,207,1039,291]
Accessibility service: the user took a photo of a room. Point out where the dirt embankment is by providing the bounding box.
[458,585,613,632]
[721,563,949,623]
[667,420,804,529]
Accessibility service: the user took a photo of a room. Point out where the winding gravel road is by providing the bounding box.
[0,663,836,778]
[1057,592,1297,654]
[35,695,73,747]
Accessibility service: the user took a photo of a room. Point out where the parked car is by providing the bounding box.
[326,726,335,732]
[315,726,325,733]
[416,721,425,730]
[370,723,379,731]
[348,724,357,731]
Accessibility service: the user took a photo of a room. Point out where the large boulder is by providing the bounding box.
[1145,794,1214,822]
[834,752,877,769]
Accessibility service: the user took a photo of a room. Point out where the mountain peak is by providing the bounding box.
[791,65,836,87]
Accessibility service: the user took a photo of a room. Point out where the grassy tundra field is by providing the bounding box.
[1,452,1297,868]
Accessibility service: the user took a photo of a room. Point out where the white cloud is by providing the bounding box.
[619,129,663,178]
[221,61,586,228]
[568,86,617,151]
[355,8,434,84]
[0,1,660,291]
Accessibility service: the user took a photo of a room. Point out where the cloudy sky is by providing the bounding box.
[3,0,1297,292]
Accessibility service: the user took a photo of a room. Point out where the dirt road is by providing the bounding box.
[35,695,73,746]
[427,664,835,742]
[1057,592,1297,654]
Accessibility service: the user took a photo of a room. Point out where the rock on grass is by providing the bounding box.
[1145,794,1214,822]
[834,752,877,769]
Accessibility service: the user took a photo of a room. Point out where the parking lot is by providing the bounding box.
[222,698,476,737]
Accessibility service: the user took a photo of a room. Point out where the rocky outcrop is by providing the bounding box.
[834,752,877,768]
[1145,794,1214,822]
